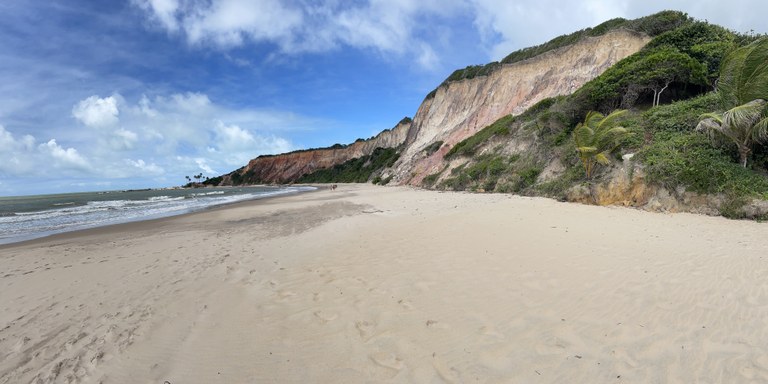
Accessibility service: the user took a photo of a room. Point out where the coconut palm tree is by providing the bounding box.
[697,37,768,168]
[573,109,631,179]
[696,99,768,167]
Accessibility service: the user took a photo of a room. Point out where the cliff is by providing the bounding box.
[391,29,650,184]
[225,119,410,184]
[226,29,649,185]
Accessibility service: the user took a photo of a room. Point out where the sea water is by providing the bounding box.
[0,186,315,244]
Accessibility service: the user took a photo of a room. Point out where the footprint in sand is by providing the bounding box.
[425,320,450,330]
[313,311,338,323]
[370,351,404,371]
[277,290,297,300]
[355,320,376,340]
[477,325,505,339]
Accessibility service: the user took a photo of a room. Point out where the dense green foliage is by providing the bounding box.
[202,176,223,186]
[640,131,768,196]
[645,22,736,81]
[576,46,708,111]
[296,147,399,183]
[641,92,721,133]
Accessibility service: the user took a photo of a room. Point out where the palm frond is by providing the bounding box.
[698,112,723,125]
[718,37,768,105]
[722,100,765,133]
[752,115,768,142]
[583,111,605,129]
[596,109,627,130]
[576,146,598,154]
[595,153,611,165]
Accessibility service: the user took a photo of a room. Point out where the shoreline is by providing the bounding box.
[2,184,767,382]
[0,185,321,248]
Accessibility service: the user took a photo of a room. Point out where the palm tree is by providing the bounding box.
[573,109,631,179]
[697,37,768,168]
[697,99,768,167]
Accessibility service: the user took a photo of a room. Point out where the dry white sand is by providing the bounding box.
[2,184,768,383]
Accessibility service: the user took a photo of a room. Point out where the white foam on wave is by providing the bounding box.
[0,186,316,244]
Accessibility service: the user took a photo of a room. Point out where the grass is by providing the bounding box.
[444,115,515,159]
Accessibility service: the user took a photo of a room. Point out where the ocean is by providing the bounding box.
[0,186,315,245]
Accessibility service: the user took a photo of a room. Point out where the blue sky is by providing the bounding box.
[0,0,765,196]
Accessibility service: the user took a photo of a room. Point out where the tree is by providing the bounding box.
[573,109,631,178]
[697,99,768,167]
[696,37,768,167]
[626,47,707,107]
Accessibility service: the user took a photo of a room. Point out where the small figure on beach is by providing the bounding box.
[331,184,337,191]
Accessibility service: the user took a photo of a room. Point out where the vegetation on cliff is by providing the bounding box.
[217,10,767,218]
[434,17,768,217]
[296,147,399,183]
[427,10,691,99]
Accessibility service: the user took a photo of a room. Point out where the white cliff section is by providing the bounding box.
[394,29,651,184]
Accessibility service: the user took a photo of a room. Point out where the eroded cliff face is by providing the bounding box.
[227,29,649,186]
[227,120,410,184]
[391,29,651,184]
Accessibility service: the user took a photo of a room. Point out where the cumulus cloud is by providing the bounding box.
[132,0,468,69]
[0,125,37,175]
[126,158,164,175]
[212,121,293,165]
[194,158,216,174]
[39,139,91,170]
[2,91,302,188]
[111,128,139,150]
[132,0,768,69]
[72,95,120,128]
[0,124,35,152]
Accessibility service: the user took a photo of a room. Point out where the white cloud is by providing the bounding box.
[195,158,216,174]
[0,124,35,152]
[133,1,768,71]
[111,128,139,150]
[212,120,293,165]
[72,95,120,128]
[39,139,91,170]
[132,0,468,69]
[126,158,164,175]
[0,125,37,175]
[132,0,181,31]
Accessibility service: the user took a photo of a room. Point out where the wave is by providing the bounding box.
[190,191,226,197]
[0,186,317,244]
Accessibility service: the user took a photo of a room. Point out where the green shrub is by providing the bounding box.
[640,131,768,196]
[297,147,400,183]
[445,115,515,159]
[424,141,444,156]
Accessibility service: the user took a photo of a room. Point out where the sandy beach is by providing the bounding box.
[2,184,767,383]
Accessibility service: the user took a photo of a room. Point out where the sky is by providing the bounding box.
[0,1,765,196]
